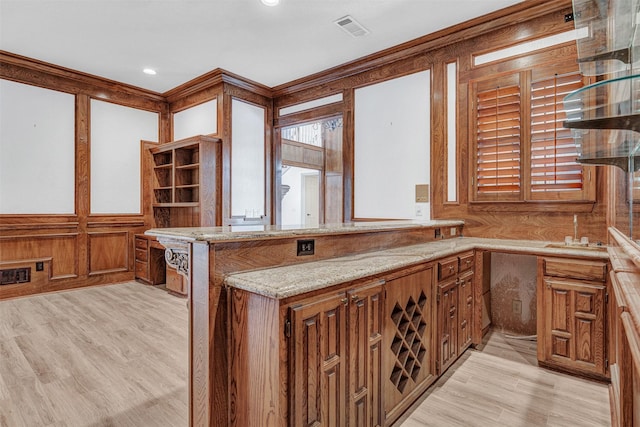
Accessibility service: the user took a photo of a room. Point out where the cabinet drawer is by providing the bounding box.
[543,258,607,282]
[458,252,474,273]
[135,237,148,250]
[438,257,459,280]
[135,248,148,262]
[135,260,148,278]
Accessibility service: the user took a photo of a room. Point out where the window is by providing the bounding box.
[530,72,585,199]
[471,64,594,204]
[475,78,521,199]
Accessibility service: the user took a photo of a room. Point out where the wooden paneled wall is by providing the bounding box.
[0,52,167,300]
[1,0,607,299]
[271,0,607,242]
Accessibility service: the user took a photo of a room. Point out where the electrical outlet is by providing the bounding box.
[415,205,423,216]
[512,299,522,315]
[36,262,44,272]
[297,239,315,256]
[450,227,457,236]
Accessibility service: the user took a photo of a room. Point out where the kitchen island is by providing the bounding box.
[147,221,611,427]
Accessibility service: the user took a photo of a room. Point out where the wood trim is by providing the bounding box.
[275,103,343,127]
[609,227,640,270]
[164,68,272,103]
[0,222,79,231]
[0,50,166,110]
[271,0,571,97]
[621,313,640,375]
[86,220,146,228]
[0,232,80,241]
[468,201,597,213]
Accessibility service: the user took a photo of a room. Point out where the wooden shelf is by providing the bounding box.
[153,202,200,208]
[176,163,199,170]
[147,135,222,227]
[564,114,640,133]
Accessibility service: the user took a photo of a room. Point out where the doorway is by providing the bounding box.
[281,166,320,227]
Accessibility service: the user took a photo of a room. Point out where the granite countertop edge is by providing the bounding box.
[144,219,464,242]
[224,237,609,300]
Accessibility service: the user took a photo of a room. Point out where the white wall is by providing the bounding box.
[90,99,158,214]
[0,80,75,214]
[173,99,217,141]
[231,99,265,218]
[354,70,431,220]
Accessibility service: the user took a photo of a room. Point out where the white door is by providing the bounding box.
[303,173,320,228]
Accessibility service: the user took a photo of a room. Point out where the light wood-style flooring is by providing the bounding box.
[0,281,610,426]
[398,331,611,427]
[0,282,188,427]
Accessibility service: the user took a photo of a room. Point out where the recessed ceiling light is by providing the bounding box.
[260,0,279,6]
[143,68,157,75]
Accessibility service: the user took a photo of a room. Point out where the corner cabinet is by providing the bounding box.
[537,256,609,380]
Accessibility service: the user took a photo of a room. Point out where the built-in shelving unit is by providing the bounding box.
[149,135,222,227]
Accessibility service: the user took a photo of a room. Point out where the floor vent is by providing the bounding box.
[0,267,31,285]
[334,15,370,38]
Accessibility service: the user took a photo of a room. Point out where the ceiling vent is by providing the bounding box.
[334,15,370,38]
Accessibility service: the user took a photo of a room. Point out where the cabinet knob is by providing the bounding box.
[351,294,359,301]
[341,297,348,305]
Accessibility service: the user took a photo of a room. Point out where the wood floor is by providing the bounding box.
[0,281,610,427]
[0,281,188,427]
[397,331,611,427]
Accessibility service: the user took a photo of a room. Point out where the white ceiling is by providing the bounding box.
[0,0,524,94]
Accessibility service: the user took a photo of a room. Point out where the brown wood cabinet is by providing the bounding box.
[436,252,475,375]
[289,279,384,427]
[133,234,166,285]
[147,135,222,228]
[383,266,436,425]
[537,257,608,380]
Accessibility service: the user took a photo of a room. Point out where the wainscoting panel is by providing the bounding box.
[88,231,130,275]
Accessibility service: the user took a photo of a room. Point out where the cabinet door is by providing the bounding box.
[543,277,606,376]
[438,279,458,374]
[458,272,474,353]
[383,268,435,423]
[348,280,384,427]
[290,291,348,427]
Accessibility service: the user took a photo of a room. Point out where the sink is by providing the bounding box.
[544,242,607,252]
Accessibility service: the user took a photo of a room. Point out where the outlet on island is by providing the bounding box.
[297,239,315,256]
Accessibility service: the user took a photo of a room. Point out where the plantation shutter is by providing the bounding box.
[530,72,585,194]
[475,84,521,195]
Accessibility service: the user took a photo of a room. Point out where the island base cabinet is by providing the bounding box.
[289,291,348,427]
[383,267,436,425]
[289,279,385,427]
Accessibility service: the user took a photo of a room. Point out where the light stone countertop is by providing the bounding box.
[224,237,609,299]
[145,219,464,242]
